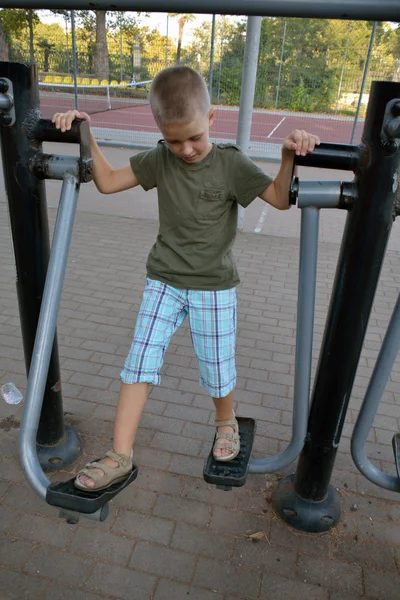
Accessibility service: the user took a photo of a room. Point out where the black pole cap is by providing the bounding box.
[0,78,9,93]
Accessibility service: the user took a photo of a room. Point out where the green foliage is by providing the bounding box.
[1,10,399,114]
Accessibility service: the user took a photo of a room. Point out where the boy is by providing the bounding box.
[53,66,319,491]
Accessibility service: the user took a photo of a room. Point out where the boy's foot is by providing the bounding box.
[74,450,132,491]
[213,415,240,461]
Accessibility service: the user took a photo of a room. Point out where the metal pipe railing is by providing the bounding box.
[1,1,399,21]
[19,173,80,499]
[250,204,320,472]
[351,294,400,492]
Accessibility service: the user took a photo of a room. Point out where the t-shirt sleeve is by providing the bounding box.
[129,146,159,191]
[230,149,273,208]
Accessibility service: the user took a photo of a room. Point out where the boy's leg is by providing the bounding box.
[77,279,187,488]
[77,382,148,488]
[188,288,238,459]
[113,382,148,455]
[212,390,236,458]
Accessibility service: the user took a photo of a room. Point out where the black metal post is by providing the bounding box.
[273,81,400,533]
[0,61,81,470]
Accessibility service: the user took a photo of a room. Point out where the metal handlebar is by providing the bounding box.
[32,119,93,183]
[294,142,360,172]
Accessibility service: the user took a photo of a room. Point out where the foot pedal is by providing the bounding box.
[392,434,400,479]
[203,417,256,490]
[46,466,138,515]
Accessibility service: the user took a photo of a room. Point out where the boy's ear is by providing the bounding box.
[208,107,216,127]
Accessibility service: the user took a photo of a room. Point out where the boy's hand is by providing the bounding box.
[283,129,320,157]
[52,109,91,132]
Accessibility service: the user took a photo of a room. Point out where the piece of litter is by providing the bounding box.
[1,382,23,405]
[248,531,269,543]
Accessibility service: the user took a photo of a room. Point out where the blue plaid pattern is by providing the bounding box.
[120,278,237,397]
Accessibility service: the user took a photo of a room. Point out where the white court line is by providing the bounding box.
[267,116,286,138]
[254,205,269,233]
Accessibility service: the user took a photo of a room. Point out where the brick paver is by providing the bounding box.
[0,147,399,599]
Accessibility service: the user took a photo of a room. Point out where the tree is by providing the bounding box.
[94,11,109,80]
[189,16,239,98]
[0,15,8,60]
[0,8,39,62]
[27,9,36,62]
[37,39,55,72]
[106,11,147,81]
[76,10,147,81]
[209,18,246,106]
[169,13,195,64]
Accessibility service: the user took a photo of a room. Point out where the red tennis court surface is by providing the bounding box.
[40,91,364,147]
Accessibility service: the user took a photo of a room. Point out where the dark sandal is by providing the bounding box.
[213,415,240,462]
[74,449,133,491]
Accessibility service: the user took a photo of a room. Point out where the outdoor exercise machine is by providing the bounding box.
[0,0,399,530]
[205,83,400,535]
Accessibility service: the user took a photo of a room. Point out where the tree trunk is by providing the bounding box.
[95,11,109,80]
[176,16,185,64]
[44,48,50,72]
[0,18,8,61]
[28,9,35,63]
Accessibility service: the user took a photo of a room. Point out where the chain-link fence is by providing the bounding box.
[2,11,400,156]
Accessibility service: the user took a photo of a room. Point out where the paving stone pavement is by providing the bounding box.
[0,149,400,600]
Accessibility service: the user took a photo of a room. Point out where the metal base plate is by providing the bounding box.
[37,424,82,472]
[46,466,138,514]
[272,473,341,533]
[203,417,256,490]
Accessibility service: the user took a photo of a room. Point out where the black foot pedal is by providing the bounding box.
[203,417,256,490]
[392,434,400,479]
[46,466,139,515]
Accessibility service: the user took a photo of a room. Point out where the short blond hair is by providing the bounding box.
[150,66,210,125]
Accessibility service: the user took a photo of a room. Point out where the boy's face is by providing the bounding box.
[160,108,215,164]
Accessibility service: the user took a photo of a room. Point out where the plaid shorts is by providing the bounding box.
[120,278,237,397]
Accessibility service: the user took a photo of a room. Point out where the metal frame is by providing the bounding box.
[250,203,318,473]
[351,295,400,492]
[249,180,344,474]
[0,62,70,457]
[0,5,398,525]
[1,0,399,20]
[19,172,80,500]
[272,81,400,533]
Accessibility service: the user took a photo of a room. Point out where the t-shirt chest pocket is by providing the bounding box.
[196,181,227,221]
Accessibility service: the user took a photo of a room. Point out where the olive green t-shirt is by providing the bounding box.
[130,141,273,290]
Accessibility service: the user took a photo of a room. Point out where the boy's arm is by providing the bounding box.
[53,110,139,195]
[89,131,139,194]
[259,130,320,210]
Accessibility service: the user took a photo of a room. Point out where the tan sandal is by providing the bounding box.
[213,415,241,462]
[74,449,133,491]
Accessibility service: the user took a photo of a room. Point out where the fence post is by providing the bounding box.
[165,14,169,67]
[350,21,377,143]
[275,19,287,109]
[0,61,81,471]
[217,18,225,103]
[237,16,262,230]
[208,14,216,99]
[65,15,70,74]
[119,13,123,82]
[71,10,79,110]
[334,22,351,115]
[107,84,111,110]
